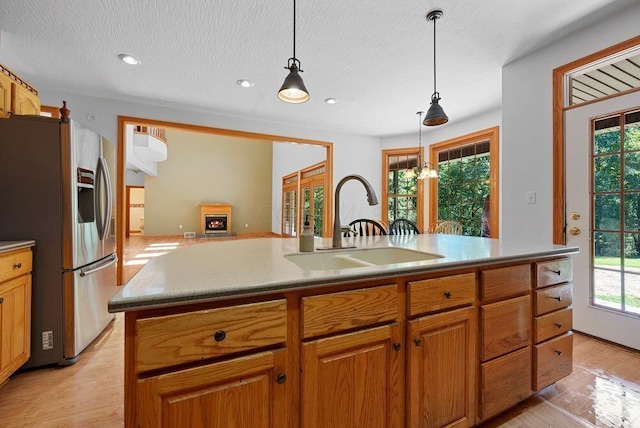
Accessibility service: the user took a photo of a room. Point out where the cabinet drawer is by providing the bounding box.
[534,307,572,343]
[302,284,397,339]
[0,248,32,284]
[136,300,287,372]
[480,346,532,421]
[536,258,572,288]
[481,264,531,302]
[481,295,531,361]
[407,273,475,316]
[534,332,573,391]
[534,283,572,316]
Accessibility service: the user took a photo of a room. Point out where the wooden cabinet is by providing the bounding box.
[0,64,40,118]
[137,349,288,427]
[478,264,531,422]
[408,306,476,428]
[0,247,32,385]
[533,258,574,391]
[301,324,402,428]
[124,256,575,427]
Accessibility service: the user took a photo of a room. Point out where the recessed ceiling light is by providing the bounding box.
[324,98,337,104]
[237,79,254,88]
[118,54,140,65]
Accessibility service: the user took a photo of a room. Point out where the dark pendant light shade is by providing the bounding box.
[423,10,448,126]
[278,60,310,103]
[278,0,309,103]
[424,92,448,126]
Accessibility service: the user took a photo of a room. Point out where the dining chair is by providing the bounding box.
[389,218,421,235]
[427,220,463,235]
[345,219,388,237]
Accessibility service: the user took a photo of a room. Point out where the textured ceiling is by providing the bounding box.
[0,0,636,136]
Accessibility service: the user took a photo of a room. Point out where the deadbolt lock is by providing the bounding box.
[570,212,580,220]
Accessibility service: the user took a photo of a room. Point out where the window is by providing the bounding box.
[429,127,499,237]
[382,148,424,231]
[592,109,640,315]
[281,172,298,237]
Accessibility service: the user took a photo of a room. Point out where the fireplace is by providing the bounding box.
[199,204,232,235]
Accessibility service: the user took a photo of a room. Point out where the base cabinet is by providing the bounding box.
[407,306,476,428]
[0,247,32,385]
[301,324,402,428]
[136,349,288,428]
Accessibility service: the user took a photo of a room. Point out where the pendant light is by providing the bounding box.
[278,0,310,103]
[405,111,438,179]
[423,10,448,126]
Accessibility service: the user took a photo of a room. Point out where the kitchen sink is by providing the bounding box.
[284,247,444,271]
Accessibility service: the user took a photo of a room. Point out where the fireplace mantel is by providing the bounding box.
[199,204,232,235]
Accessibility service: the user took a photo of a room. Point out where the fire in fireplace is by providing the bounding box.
[205,214,228,234]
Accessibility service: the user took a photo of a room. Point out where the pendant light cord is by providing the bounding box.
[293,0,297,60]
[417,111,423,166]
[432,16,437,95]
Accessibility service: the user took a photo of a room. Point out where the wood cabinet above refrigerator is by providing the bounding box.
[0,63,40,118]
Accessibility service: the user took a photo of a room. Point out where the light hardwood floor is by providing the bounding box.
[1,236,639,427]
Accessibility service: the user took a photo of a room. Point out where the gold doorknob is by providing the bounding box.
[569,227,581,235]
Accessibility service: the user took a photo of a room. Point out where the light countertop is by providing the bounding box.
[0,240,35,253]
[109,235,578,313]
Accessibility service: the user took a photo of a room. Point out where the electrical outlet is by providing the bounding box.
[42,331,53,350]
[527,191,536,204]
[184,232,196,238]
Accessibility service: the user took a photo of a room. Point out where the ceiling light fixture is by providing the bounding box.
[423,10,448,126]
[237,79,254,88]
[278,0,309,103]
[118,54,140,65]
[406,111,438,180]
[324,98,337,104]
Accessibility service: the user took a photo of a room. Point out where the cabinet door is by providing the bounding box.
[0,72,11,117]
[136,349,287,428]
[0,274,31,384]
[11,83,40,115]
[407,306,476,428]
[301,324,402,428]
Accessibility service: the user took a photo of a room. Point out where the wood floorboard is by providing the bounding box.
[1,235,639,427]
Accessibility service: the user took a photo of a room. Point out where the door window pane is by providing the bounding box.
[594,155,621,192]
[624,152,640,191]
[595,194,620,230]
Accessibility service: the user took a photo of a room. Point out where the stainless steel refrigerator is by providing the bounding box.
[0,115,118,367]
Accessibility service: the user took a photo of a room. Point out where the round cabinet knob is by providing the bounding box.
[0,297,3,304]
[213,330,226,342]
[393,343,401,351]
[444,291,452,299]
[551,269,562,275]
[569,227,581,236]
[554,322,562,328]
[414,338,422,347]
[555,296,562,302]
[555,350,562,356]
[276,373,287,384]
[14,262,22,269]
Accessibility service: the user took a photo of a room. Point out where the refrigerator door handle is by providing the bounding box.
[79,254,117,277]
[95,156,112,241]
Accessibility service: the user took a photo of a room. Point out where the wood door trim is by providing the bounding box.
[552,34,640,244]
[117,116,334,285]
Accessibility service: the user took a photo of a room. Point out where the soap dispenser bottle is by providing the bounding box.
[299,215,315,252]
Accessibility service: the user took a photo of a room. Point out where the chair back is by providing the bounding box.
[346,219,387,236]
[427,220,463,235]
[389,218,420,235]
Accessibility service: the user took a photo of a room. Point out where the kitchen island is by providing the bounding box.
[110,234,578,427]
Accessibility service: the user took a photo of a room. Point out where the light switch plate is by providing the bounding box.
[527,191,536,204]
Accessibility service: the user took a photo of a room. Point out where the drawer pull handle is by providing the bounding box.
[550,296,562,302]
[276,373,287,384]
[393,343,401,351]
[555,350,562,356]
[555,322,562,328]
[551,269,561,275]
[213,330,226,342]
[414,338,422,347]
[444,291,452,299]
[14,262,22,269]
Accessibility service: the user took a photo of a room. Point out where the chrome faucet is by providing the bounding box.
[330,174,379,249]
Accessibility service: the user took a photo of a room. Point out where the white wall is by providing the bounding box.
[38,90,382,234]
[502,2,640,244]
[380,108,502,228]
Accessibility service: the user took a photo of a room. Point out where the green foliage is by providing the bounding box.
[387,170,418,223]
[437,155,490,236]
